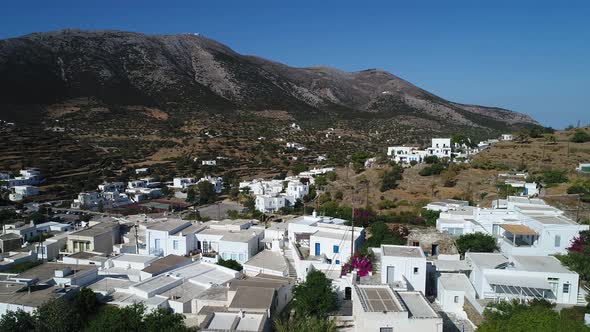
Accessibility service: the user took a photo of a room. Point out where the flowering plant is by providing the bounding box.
[341,253,373,277]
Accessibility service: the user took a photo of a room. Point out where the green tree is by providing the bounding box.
[73,287,98,319]
[196,181,217,204]
[478,300,589,332]
[186,187,196,203]
[143,308,189,332]
[571,130,590,143]
[292,270,338,318]
[35,298,81,332]
[0,309,36,332]
[364,221,404,249]
[86,304,145,332]
[292,162,308,175]
[217,258,243,271]
[380,164,403,192]
[421,209,440,227]
[455,233,498,255]
[542,169,568,186]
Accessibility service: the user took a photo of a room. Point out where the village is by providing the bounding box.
[0,127,589,332]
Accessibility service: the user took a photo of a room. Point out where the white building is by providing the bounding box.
[201,160,217,166]
[436,196,588,256]
[255,194,287,213]
[287,214,365,268]
[373,245,427,294]
[286,181,309,202]
[576,163,590,173]
[144,219,200,257]
[195,220,264,264]
[9,185,39,201]
[172,177,196,189]
[427,138,452,158]
[352,285,443,332]
[387,146,427,164]
[501,134,514,141]
[466,253,581,305]
[198,176,224,193]
[425,199,469,212]
[436,273,476,316]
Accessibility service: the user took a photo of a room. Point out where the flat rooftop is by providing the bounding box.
[398,292,439,318]
[529,215,577,225]
[466,253,508,270]
[511,255,574,274]
[69,225,113,237]
[243,250,287,273]
[229,286,275,310]
[111,253,158,264]
[439,273,472,292]
[15,262,97,283]
[146,220,190,232]
[382,245,423,258]
[141,255,191,274]
[356,286,403,312]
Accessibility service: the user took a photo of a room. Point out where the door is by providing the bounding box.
[562,283,571,303]
[387,266,395,284]
[431,244,439,256]
[345,287,352,300]
[315,243,321,256]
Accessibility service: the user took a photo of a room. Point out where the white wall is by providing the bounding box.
[381,254,427,293]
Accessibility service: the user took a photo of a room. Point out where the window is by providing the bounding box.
[563,284,570,293]
[380,328,393,332]
[413,267,419,274]
[86,242,90,250]
[555,235,561,247]
[335,260,340,265]
[412,241,419,247]
[239,254,245,262]
[154,239,161,250]
[173,240,179,250]
[454,296,459,303]
[202,241,209,253]
[333,245,339,254]
[231,253,238,261]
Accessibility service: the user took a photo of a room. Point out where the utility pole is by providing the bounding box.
[134,223,139,254]
[576,195,581,222]
[351,204,354,259]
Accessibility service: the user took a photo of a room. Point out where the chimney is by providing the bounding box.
[312,210,317,218]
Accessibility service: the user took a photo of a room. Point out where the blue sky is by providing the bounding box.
[1,0,589,128]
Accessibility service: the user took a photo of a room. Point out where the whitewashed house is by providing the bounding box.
[172,177,196,189]
[466,253,582,305]
[255,194,287,213]
[436,196,588,256]
[427,138,452,158]
[9,185,39,201]
[501,134,514,141]
[352,285,443,332]
[372,245,427,294]
[286,181,309,201]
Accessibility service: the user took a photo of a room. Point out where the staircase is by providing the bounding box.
[577,287,588,306]
[283,249,298,278]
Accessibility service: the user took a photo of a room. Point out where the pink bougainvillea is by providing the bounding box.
[341,253,373,277]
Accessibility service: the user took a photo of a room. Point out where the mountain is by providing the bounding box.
[0,29,538,129]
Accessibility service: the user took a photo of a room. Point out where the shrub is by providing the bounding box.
[542,169,568,185]
[455,233,498,255]
[217,258,243,271]
[419,163,445,176]
[571,130,590,143]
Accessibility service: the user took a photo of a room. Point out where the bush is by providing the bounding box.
[542,169,568,185]
[292,271,338,318]
[455,233,498,255]
[571,130,590,143]
[217,258,243,271]
[378,200,397,210]
[421,209,440,227]
[423,155,439,164]
[419,163,445,176]
[380,164,403,192]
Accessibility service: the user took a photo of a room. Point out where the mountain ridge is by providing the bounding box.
[0,29,539,130]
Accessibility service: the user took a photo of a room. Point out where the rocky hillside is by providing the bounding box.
[0,29,538,130]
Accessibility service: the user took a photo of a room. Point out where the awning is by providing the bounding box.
[500,224,538,236]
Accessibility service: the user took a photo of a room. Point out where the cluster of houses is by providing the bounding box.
[421,195,589,325]
[387,134,513,165]
[0,168,44,201]
[0,207,448,331]
[70,176,224,210]
[239,167,334,213]
[0,191,587,331]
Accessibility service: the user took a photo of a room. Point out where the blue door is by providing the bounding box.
[315,243,321,256]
